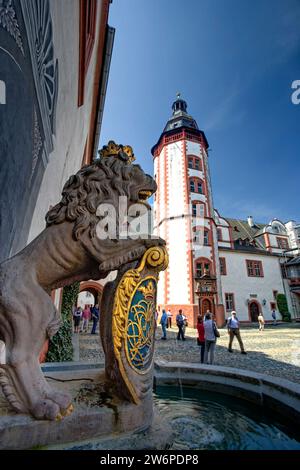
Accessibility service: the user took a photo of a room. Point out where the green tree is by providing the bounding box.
[46,282,80,362]
[276,293,291,322]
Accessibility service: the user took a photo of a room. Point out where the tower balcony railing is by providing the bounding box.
[153,130,205,157]
[165,132,184,144]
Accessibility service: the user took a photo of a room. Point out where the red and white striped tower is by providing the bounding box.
[152,94,225,327]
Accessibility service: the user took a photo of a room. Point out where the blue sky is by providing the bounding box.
[100,0,300,224]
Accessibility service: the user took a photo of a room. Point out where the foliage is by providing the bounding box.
[276,293,291,322]
[46,282,80,362]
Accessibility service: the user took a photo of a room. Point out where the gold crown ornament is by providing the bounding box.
[138,281,155,300]
[98,140,136,163]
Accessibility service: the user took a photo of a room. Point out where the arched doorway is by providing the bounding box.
[77,290,95,309]
[78,281,104,307]
[201,298,214,317]
[249,300,260,322]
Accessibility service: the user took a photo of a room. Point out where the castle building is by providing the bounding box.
[152,96,300,326]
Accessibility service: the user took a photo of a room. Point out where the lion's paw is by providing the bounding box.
[46,389,72,411]
[31,391,73,421]
[31,398,61,421]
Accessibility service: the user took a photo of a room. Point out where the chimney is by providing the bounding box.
[247,216,254,228]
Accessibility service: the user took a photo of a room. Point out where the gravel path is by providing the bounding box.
[78,323,300,384]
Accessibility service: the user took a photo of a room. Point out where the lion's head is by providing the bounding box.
[45,142,156,241]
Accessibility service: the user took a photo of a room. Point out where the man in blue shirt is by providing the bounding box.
[160,309,168,340]
[227,311,247,354]
[176,309,186,341]
[271,308,277,325]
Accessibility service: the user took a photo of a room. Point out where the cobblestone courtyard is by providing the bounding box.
[78,323,300,384]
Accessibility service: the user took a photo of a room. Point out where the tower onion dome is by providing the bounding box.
[164,92,199,132]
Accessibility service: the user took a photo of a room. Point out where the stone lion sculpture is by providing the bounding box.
[0,141,164,420]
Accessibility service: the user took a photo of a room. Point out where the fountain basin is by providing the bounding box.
[154,361,300,427]
[1,361,299,450]
[155,386,300,450]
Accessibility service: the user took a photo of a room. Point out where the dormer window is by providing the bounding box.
[271,221,286,234]
[277,237,289,249]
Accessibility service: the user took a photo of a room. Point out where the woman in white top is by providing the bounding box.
[258,312,265,331]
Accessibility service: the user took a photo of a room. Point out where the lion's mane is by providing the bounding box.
[45,156,146,240]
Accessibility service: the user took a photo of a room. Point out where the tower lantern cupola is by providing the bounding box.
[163,93,199,132]
[172,92,188,114]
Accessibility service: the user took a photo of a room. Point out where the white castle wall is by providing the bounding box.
[155,144,166,305]
[186,141,201,157]
[285,221,300,253]
[166,141,190,304]
[168,217,190,303]
[154,140,191,305]
[189,168,205,179]
[168,142,185,217]
[190,193,207,204]
[220,250,285,321]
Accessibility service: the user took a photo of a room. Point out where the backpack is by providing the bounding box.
[213,322,220,338]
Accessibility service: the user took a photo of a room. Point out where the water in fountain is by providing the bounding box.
[155,386,300,450]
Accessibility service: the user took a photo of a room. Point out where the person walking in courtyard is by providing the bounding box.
[197,315,205,364]
[176,309,185,341]
[182,313,188,335]
[90,304,100,334]
[73,306,82,334]
[160,309,168,340]
[258,312,265,331]
[81,305,91,333]
[167,309,172,328]
[203,312,219,364]
[227,311,247,354]
[271,308,277,325]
